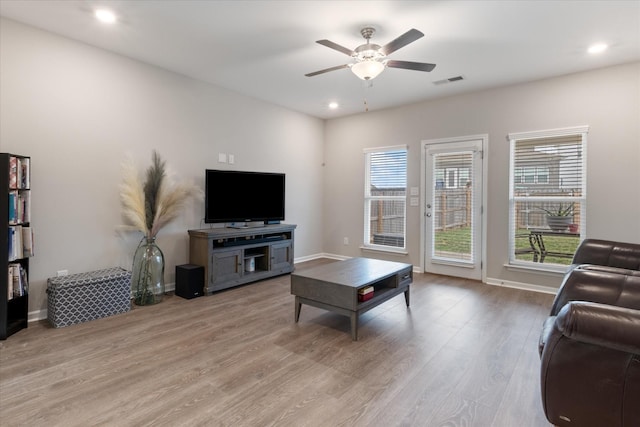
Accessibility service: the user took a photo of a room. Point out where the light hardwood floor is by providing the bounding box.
[0,259,554,426]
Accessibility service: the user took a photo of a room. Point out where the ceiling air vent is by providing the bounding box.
[433,75,464,85]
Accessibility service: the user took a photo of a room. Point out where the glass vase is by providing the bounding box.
[131,236,165,305]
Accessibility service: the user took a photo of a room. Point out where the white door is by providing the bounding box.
[422,136,485,280]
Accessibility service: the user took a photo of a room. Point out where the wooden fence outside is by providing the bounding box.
[433,188,472,231]
[369,189,472,243]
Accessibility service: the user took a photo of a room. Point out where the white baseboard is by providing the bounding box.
[28,281,177,323]
[28,272,556,323]
[294,253,348,263]
[28,309,46,322]
[485,277,558,295]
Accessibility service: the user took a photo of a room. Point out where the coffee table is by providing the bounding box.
[290,257,413,340]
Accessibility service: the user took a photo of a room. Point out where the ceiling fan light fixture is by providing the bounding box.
[95,9,117,24]
[588,43,608,54]
[351,60,385,80]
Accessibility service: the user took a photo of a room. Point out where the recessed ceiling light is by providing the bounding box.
[328,102,339,109]
[588,43,608,54]
[95,9,117,24]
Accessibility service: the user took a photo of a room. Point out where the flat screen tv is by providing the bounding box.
[205,169,285,224]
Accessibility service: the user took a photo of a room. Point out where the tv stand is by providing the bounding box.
[188,224,296,294]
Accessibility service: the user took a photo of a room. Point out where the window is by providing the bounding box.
[435,167,471,189]
[508,126,588,267]
[514,166,549,184]
[364,146,407,250]
[445,168,458,188]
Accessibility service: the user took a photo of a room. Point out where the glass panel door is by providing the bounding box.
[424,139,483,280]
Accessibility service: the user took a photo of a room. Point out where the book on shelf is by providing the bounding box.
[358,286,374,295]
[19,191,30,223]
[20,157,30,189]
[8,226,20,261]
[22,227,34,258]
[7,191,30,224]
[7,263,28,299]
[358,286,374,302]
[8,190,17,224]
[8,156,29,190]
[8,156,17,188]
[7,226,34,261]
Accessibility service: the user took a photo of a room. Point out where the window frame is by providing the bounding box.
[363,145,408,252]
[507,126,588,271]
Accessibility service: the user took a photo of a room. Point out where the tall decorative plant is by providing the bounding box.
[120,151,202,305]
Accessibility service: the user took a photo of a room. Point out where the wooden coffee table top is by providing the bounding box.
[291,257,412,289]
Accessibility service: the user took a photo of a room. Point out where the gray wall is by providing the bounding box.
[0,18,325,315]
[1,18,639,318]
[324,61,640,289]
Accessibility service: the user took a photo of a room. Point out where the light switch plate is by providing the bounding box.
[218,153,227,163]
[410,197,419,206]
[410,187,419,196]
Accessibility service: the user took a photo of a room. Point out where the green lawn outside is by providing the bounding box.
[435,227,471,254]
[515,229,579,265]
[435,227,579,265]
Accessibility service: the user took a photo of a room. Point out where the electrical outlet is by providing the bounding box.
[343,237,349,245]
[56,270,68,277]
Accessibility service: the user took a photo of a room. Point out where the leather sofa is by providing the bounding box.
[539,239,640,427]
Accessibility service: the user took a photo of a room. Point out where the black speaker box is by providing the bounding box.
[175,264,204,299]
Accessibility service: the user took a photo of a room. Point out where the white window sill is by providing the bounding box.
[360,245,409,256]
[504,261,569,277]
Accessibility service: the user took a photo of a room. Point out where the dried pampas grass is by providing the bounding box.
[120,151,203,238]
[120,155,148,235]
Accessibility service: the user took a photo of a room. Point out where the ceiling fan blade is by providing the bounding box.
[380,29,424,55]
[386,60,436,72]
[316,39,355,56]
[305,64,350,77]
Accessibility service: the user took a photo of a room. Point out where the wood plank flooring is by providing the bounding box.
[0,259,554,426]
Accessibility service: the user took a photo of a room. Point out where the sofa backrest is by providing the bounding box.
[572,239,640,270]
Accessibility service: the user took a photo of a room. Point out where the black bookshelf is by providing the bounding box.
[1,153,30,339]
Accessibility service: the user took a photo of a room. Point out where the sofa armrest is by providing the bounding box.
[555,301,640,355]
[550,267,640,315]
[540,301,640,427]
[573,264,640,276]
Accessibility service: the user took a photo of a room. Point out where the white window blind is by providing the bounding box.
[364,147,407,249]
[432,151,475,262]
[509,128,587,266]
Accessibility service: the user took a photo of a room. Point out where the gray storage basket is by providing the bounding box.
[47,267,131,328]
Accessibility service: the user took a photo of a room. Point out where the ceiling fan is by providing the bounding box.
[305,27,436,81]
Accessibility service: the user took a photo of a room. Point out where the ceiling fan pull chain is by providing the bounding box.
[362,80,372,112]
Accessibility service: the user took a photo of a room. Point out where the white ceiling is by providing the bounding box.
[1,0,639,119]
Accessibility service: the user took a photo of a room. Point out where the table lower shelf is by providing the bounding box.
[294,283,410,341]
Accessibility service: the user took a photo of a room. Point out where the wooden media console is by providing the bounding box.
[188,224,296,294]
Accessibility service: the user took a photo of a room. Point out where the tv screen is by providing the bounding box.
[205,169,285,224]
